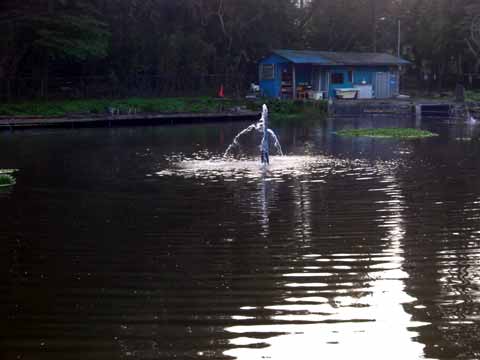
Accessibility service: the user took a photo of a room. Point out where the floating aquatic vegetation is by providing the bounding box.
[0,169,18,174]
[336,128,438,139]
[0,173,16,187]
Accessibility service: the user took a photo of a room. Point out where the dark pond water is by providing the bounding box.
[1,115,480,360]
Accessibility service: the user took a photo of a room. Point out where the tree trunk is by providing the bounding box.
[42,0,56,99]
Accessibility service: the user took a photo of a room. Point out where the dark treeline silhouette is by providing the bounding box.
[1,0,480,99]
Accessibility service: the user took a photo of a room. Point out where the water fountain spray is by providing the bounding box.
[224,104,283,164]
[260,104,270,164]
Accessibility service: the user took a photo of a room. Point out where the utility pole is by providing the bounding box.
[378,16,401,57]
[397,19,401,57]
[371,0,377,52]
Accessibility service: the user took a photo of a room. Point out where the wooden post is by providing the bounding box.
[318,71,322,94]
[455,83,465,103]
[326,71,330,99]
[415,104,422,127]
[292,64,296,99]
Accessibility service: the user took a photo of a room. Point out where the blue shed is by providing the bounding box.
[259,50,410,100]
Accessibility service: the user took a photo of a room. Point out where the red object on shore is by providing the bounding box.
[218,84,224,98]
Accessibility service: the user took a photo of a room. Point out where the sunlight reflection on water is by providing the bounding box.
[154,153,431,360]
[3,120,480,360]
[221,172,431,360]
[156,154,398,182]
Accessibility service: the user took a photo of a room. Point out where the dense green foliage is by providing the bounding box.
[251,99,328,122]
[466,91,480,102]
[1,1,480,97]
[1,1,109,76]
[0,97,329,118]
[337,128,438,139]
[249,99,323,114]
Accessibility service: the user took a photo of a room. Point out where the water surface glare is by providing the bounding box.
[1,117,480,360]
[157,155,365,181]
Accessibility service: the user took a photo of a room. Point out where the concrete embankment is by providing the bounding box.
[330,99,413,116]
[331,99,480,119]
[0,111,260,131]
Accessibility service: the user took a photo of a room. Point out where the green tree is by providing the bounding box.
[0,0,109,79]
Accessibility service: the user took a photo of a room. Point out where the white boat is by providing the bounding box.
[335,88,359,100]
[353,85,373,99]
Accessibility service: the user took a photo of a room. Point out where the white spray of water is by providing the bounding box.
[224,104,283,162]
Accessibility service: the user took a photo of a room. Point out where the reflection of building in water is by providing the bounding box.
[292,179,313,243]
[224,172,427,360]
[256,173,282,238]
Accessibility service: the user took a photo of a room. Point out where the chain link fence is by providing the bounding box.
[0,73,251,101]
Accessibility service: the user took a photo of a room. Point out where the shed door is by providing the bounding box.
[375,72,391,99]
[312,67,321,91]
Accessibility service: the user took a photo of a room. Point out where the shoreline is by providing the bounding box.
[0,111,261,131]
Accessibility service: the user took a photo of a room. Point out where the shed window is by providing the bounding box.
[331,72,344,84]
[261,64,275,80]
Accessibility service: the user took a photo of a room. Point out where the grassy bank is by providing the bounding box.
[337,128,438,139]
[0,97,247,117]
[0,97,329,120]
[249,99,328,123]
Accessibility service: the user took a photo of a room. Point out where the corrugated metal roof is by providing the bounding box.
[273,49,410,66]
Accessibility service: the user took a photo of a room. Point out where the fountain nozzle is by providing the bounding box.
[261,104,270,165]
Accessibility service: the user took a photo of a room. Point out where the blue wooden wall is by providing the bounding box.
[259,57,395,99]
[325,66,390,97]
[325,67,353,98]
[259,54,289,98]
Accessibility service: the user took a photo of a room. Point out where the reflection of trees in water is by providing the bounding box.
[292,179,313,242]
[398,143,480,360]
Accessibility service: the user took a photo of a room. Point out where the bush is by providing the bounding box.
[0,97,248,117]
[249,98,328,115]
[0,96,327,117]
